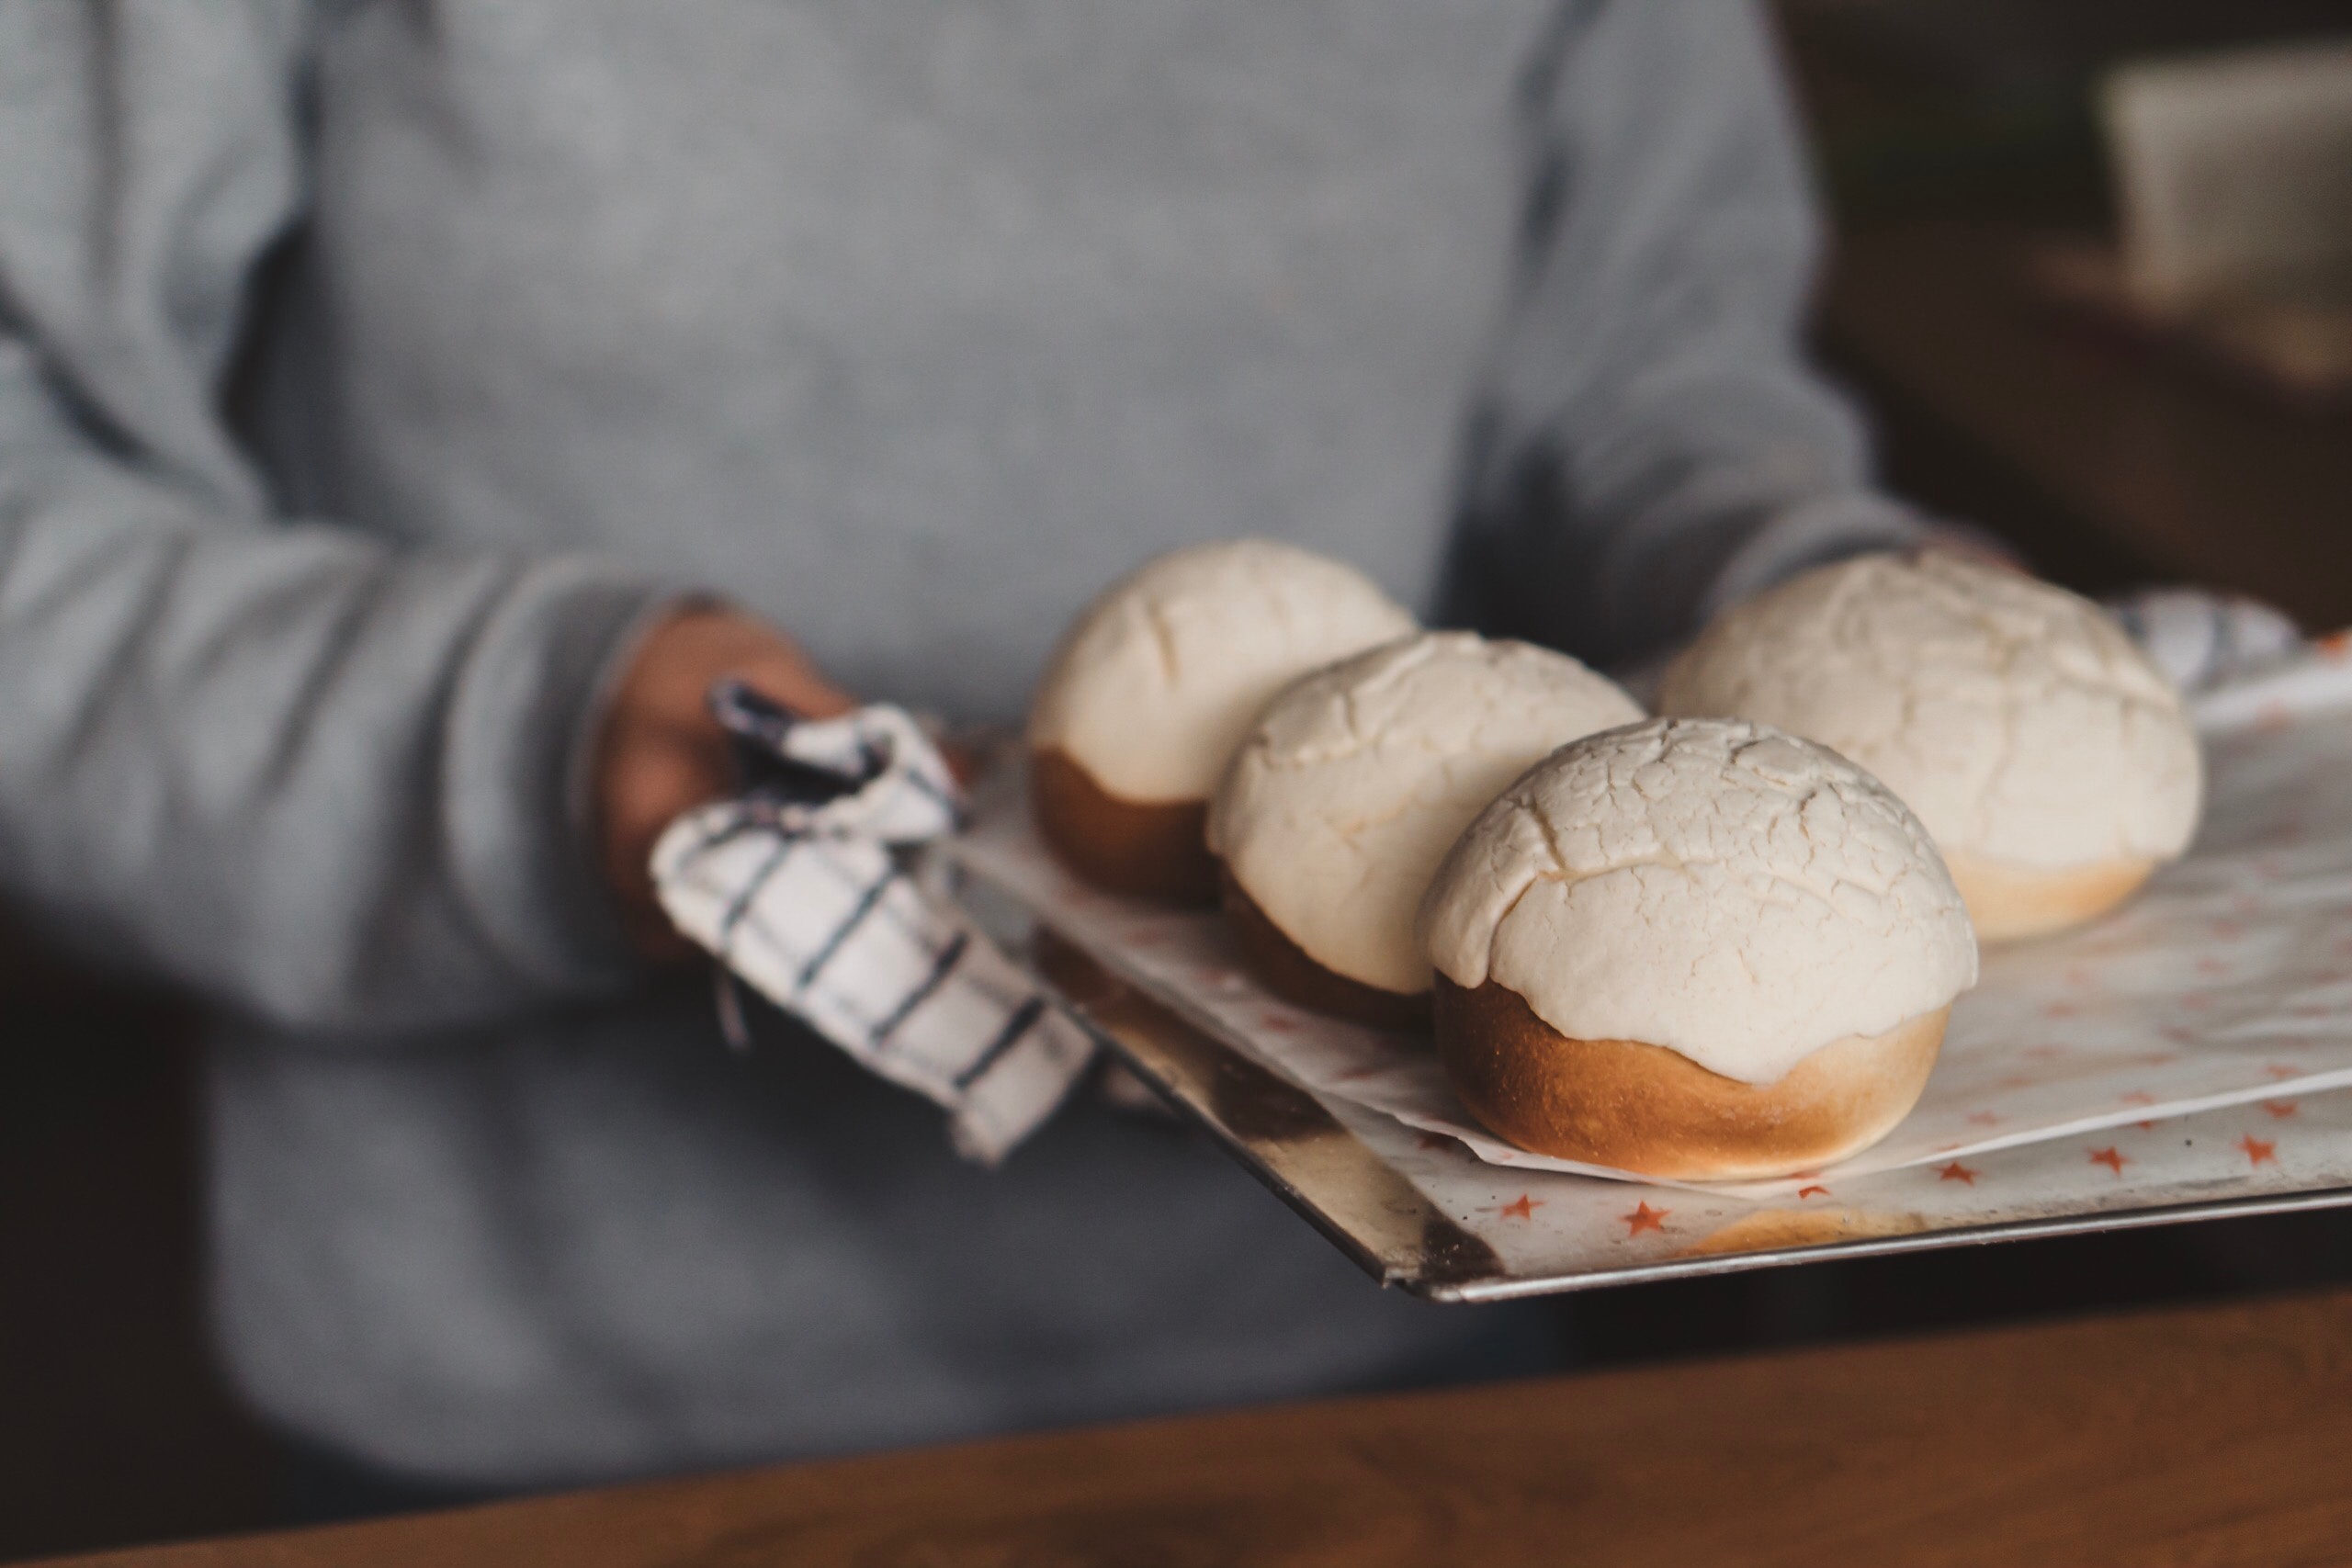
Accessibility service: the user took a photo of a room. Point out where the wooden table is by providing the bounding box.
[45,1289,2352,1568]
[1822,220,2352,630]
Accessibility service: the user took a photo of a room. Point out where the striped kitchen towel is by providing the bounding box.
[2106,586,2302,694]
[651,682,1096,1163]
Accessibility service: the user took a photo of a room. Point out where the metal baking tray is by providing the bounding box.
[1029,931,2352,1301]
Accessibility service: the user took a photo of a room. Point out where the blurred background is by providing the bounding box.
[7,2,2352,1557]
[1785,0,2352,623]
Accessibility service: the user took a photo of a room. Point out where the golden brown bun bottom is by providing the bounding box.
[1435,978,1948,1181]
[1030,746,1217,904]
[1940,851,2155,943]
[1219,869,1431,1032]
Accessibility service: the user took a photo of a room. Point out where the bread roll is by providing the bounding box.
[1207,633,1642,1025]
[1420,718,1978,1179]
[1659,553,2201,942]
[1027,540,1415,901]
[1219,868,1433,1032]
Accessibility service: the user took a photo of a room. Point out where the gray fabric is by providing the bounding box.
[0,0,1920,1486]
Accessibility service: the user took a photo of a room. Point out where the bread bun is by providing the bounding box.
[1030,746,1216,903]
[1420,718,1977,1179]
[1438,980,1950,1181]
[1027,540,1415,901]
[1939,852,2155,944]
[1220,869,1431,1031]
[1207,633,1642,1021]
[1658,552,2201,942]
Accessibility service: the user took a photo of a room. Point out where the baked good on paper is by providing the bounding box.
[1207,632,1643,1028]
[1658,552,2203,942]
[1027,539,1416,901]
[1419,717,1978,1180]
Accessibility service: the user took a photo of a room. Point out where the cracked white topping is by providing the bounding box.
[1208,633,1644,995]
[1421,718,1977,1083]
[1027,539,1417,803]
[1658,553,2202,870]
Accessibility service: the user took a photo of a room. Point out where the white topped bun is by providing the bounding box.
[1207,633,1642,1019]
[1424,716,1977,1083]
[1026,539,1415,901]
[1029,539,1416,804]
[1657,552,2202,939]
[1421,718,1976,1179]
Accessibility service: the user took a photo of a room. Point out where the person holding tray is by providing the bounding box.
[0,0,1964,1515]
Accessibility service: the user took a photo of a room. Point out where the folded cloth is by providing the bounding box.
[651,683,1097,1163]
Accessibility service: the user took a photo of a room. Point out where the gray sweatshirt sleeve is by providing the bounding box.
[1442,0,1926,668]
[0,3,667,1033]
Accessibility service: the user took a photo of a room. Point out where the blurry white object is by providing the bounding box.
[2104,587,2303,694]
[2103,39,2352,303]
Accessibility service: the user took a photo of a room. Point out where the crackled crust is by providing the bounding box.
[1026,539,1416,806]
[1207,632,1642,997]
[1419,717,1977,1084]
[1657,552,2201,876]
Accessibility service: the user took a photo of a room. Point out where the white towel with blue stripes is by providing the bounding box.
[2104,586,2302,694]
[651,683,1096,1163]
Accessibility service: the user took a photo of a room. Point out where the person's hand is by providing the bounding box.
[594,606,854,958]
